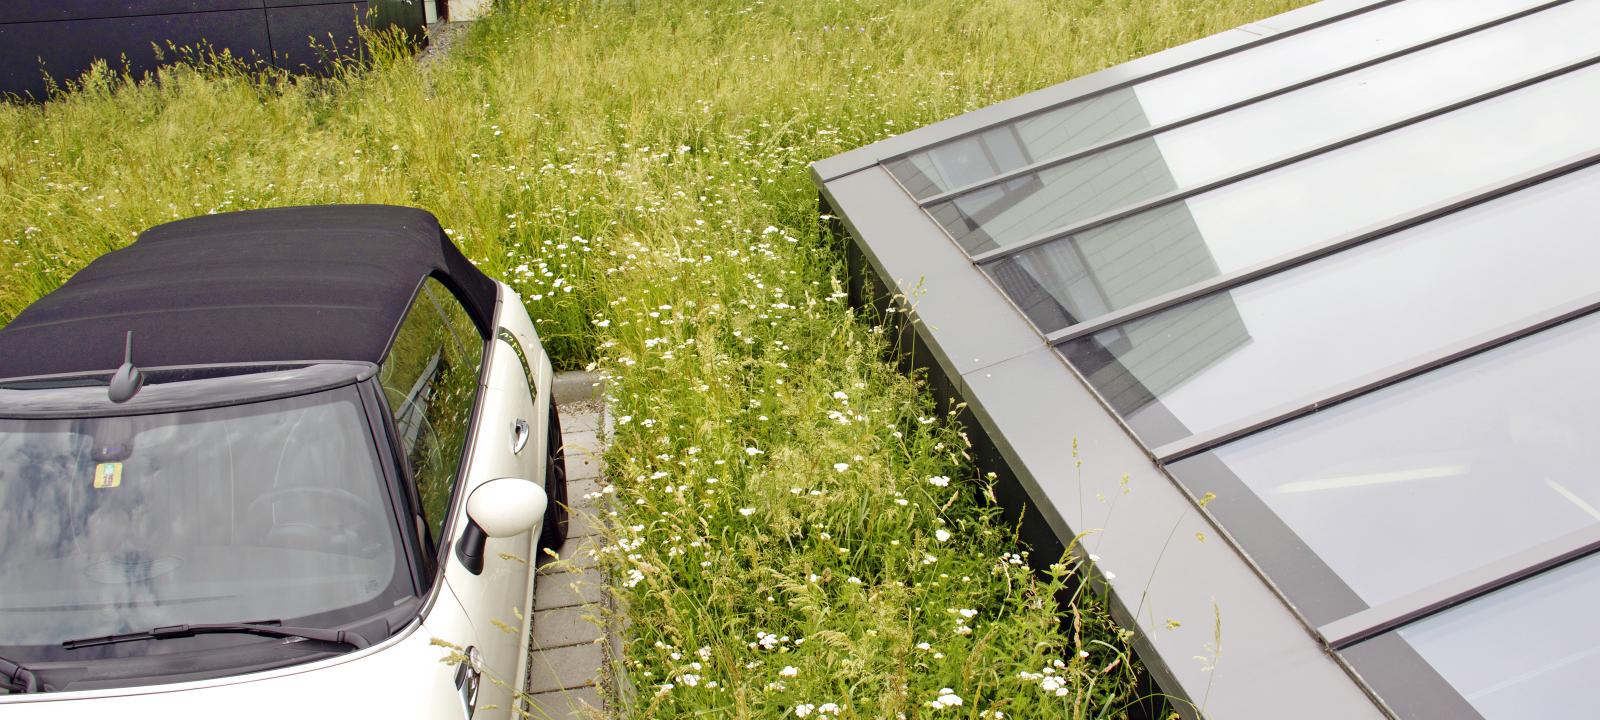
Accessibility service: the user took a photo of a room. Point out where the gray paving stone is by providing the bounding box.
[552,371,605,405]
[565,508,603,538]
[526,641,603,694]
[532,605,602,649]
[535,567,606,610]
[538,534,599,573]
[559,408,603,433]
[569,451,604,483]
[524,684,604,720]
[567,479,604,509]
[560,428,601,455]
[528,371,612,717]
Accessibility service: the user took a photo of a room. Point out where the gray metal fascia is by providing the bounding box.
[808,0,1392,183]
[816,164,1385,718]
[817,166,1042,385]
[959,348,1385,720]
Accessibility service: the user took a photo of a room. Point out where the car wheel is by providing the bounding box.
[538,403,569,559]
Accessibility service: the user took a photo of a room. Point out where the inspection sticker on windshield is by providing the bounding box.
[93,462,123,489]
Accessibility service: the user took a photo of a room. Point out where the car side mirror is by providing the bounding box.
[455,477,548,575]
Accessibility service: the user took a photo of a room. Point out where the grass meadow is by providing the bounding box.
[0,0,1308,716]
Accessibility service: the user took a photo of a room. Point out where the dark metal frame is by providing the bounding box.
[968,51,1600,265]
[1155,290,1600,464]
[812,0,1394,182]
[868,0,1404,181]
[1043,149,1600,346]
[1321,524,1600,649]
[917,0,1573,208]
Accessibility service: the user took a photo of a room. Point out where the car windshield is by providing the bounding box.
[0,385,406,653]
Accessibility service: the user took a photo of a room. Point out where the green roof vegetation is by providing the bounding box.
[0,0,1308,715]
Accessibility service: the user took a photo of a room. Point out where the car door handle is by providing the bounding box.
[511,419,531,455]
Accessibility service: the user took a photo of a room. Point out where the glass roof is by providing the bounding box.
[823,0,1600,715]
[1057,161,1600,449]
[919,1,1600,256]
[885,0,1551,202]
[1171,309,1600,618]
[1344,551,1600,719]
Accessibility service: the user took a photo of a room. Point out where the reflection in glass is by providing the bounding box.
[1347,553,1600,719]
[0,387,402,651]
[379,278,484,544]
[1058,162,1600,447]
[887,0,1554,200]
[1167,311,1600,612]
[989,58,1600,332]
[888,88,1143,199]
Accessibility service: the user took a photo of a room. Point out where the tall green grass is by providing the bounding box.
[0,0,1308,716]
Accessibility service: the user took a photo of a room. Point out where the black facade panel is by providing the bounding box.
[0,9,272,99]
[0,1,263,24]
[0,0,426,101]
[265,2,367,73]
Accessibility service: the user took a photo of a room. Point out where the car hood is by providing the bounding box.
[0,617,466,719]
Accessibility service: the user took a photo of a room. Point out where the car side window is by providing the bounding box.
[378,277,485,546]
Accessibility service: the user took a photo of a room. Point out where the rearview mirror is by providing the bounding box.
[455,478,547,575]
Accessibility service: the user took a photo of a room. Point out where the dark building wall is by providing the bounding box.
[0,0,425,100]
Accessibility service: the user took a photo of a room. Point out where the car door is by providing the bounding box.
[441,301,544,717]
[379,278,544,717]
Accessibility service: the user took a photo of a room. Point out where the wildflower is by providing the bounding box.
[739,507,756,517]
[746,447,764,456]
[935,529,951,543]
[681,673,701,687]
[833,462,849,472]
[794,704,815,717]
[929,689,964,710]
[927,475,950,487]
[779,666,799,678]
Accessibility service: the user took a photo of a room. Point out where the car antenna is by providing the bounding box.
[108,331,144,403]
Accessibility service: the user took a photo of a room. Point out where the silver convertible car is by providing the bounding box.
[0,206,568,718]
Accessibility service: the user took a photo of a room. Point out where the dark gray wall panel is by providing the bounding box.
[0,0,423,99]
[0,1,263,24]
[0,9,272,99]
[265,2,366,73]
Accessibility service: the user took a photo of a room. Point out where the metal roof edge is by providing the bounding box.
[815,162,1387,720]
[817,167,1043,381]
[957,347,1384,720]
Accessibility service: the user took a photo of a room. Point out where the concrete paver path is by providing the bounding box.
[522,372,614,719]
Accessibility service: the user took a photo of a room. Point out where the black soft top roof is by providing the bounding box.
[0,205,498,381]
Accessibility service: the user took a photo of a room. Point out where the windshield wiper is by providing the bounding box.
[1,654,42,694]
[61,621,370,651]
